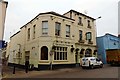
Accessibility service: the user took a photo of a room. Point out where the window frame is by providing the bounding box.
[78,17,82,25]
[41,46,48,60]
[42,21,48,35]
[79,30,83,40]
[33,25,36,39]
[66,25,70,37]
[87,20,91,28]
[55,22,61,36]
[86,32,92,42]
[27,28,30,40]
[54,46,67,60]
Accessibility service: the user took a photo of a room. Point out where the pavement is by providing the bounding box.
[2,65,81,78]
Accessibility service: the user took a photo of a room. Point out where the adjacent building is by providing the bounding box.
[97,33,120,64]
[0,0,8,65]
[7,10,97,70]
[0,0,8,49]
[118,1,120,48]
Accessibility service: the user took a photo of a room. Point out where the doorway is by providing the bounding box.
[25,51,30,61]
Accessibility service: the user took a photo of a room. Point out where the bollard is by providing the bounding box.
[13,65,15,74]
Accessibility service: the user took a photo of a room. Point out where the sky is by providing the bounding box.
[4,0,119,41]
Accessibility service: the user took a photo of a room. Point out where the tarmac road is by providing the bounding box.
[31,65,119,78]
[2,64,120,80]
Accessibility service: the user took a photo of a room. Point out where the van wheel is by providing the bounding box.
[90,65,94,69]
[82,66,85,69]
[100,64,103,68]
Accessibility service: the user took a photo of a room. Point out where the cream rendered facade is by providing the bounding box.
[8,10,97,70]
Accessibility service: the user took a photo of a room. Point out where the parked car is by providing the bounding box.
[81,57,103,69]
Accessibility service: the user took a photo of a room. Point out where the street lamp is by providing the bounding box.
[95,16,102,36]
[95,16,101,20]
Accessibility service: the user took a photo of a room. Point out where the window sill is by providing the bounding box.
[78,40,85,43]
[40,35,49,37]
[78,23,83,26]
[55,36,61,38]
[88,41,93,44]
[65,37,71,39]
[33,38,35,39]
[27,39,30,41]
[87,26,92,29]
[39,60,49,63]
[53,60,68,62]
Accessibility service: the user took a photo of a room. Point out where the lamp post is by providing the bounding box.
[13,50,15,74]
[95,16,101,58]
[49,51,53,70]
[17,44,21,64]
[95,16,102,37]
[50,45,55,70]
[95,16,101,20]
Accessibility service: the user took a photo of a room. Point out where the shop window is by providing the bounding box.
[93,50,97,55]
[54,46,67,60]
[41,46,48,60]
[85,48,92,57]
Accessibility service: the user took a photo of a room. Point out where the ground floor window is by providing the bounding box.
[54,46,67,60]
[41,46,48,60]
[93,50,97,55]
[85,48,92,57]
[80,49,85,58]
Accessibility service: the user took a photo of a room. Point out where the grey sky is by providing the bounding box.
[4,0,119,41]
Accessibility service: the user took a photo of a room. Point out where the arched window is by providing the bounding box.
[85,48,92,57]
[41,46,48,60]
[80,49,85,58]
[80,49,85,54]
[93,50,97,55]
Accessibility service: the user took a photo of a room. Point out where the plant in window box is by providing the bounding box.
[71,47,75,52]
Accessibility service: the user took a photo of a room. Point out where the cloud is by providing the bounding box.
[4,0,119,41]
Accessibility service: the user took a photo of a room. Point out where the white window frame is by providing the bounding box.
[42,21,48,35]
[54,46,67,60]
[66,25,70,37]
